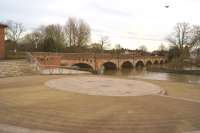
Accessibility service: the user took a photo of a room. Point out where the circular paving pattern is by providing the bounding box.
[46,76,163,96]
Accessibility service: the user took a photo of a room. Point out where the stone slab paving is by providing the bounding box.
[46,76,163,96]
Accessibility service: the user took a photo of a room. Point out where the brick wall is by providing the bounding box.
[0,27,6,59]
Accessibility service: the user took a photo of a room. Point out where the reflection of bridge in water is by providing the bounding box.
[31,52,167,73]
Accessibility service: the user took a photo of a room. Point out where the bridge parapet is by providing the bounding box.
[31,52,166,59]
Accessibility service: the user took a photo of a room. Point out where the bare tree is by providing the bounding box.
[64,18,91,48]
[115,44,123,55]
[158,43,167,51]
[90,43,102,52]
[64,17,77,47]
[190,25,200,49]
[99,36,110,51]
[23,32,41,50]
[45,24,65,43]
[76,19,91,47]
[139,45,147,52]
[167,22,200,60]
[115,44,122,50]
[6,20,25,52]
[43,24,65,52]
[167,23,191,51]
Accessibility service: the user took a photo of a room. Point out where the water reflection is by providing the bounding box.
[102,68,200,84]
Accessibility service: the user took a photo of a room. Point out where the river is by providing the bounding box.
[102,69,200,84]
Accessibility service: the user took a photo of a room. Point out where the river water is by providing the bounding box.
[102,69,200,84]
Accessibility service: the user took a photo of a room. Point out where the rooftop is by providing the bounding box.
[0,23,8,28]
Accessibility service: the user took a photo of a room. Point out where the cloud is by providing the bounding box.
[1,0,200,51]
[87,2,132,18]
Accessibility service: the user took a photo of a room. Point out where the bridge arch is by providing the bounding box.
[101,61,117,71]
[135,60,145,68]
[121,61,133,69]
[71,63,94,72]
[153,60,159,65]
[160,60,164,65]
[146,60,153,68]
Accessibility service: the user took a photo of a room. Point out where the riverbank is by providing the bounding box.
[148,67,200,75]
[144,79,200,101]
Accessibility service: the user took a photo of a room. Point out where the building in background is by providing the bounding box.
[0,24,7,59]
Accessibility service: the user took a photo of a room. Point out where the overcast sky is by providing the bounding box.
[1,0,200,51]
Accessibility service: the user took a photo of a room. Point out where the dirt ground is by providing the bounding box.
[0,75,200,133]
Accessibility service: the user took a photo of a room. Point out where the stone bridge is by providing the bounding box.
[31,52,167,73]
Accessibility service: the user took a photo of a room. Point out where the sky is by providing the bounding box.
[1,0,200,51]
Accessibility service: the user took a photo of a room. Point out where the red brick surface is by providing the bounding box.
[35,56,61,69]
[0,27,6,59]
